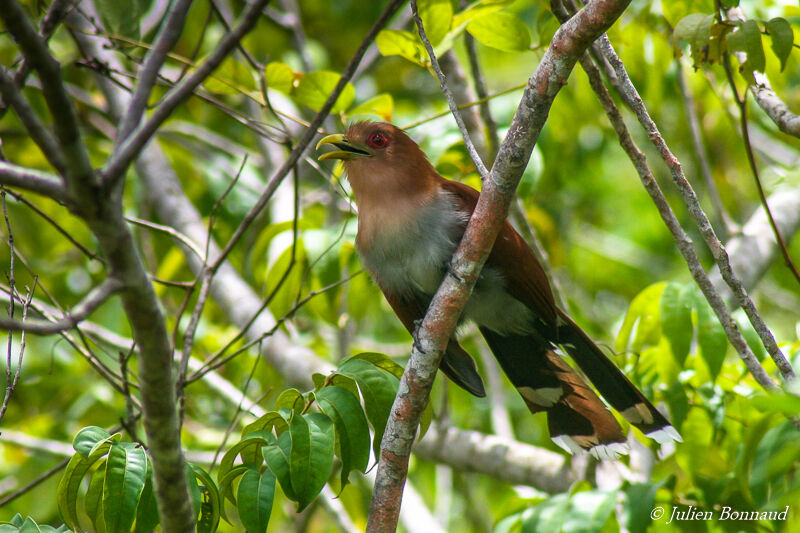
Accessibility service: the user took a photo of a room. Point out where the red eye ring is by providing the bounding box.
[366,131,390,149]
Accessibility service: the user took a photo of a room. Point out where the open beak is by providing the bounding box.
[316,134,372,161]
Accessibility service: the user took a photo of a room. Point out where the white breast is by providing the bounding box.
[358,191,534,335]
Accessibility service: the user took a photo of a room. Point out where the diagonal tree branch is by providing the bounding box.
[0,66,67,174]
[0,161,67,200]
[591,35,795,383]
[367,1,633,531]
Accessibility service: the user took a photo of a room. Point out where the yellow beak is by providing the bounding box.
[316,134,372,161]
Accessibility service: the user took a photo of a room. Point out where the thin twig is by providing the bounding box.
[3,188,104,263]
[0,276,123,334]
[675,61,736,238]
[125,216,206,261]
[410,0,488,178]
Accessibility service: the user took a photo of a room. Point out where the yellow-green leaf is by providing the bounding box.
[346,94,394,121]
[766,18,794,72]
[467,12,531,52]
[294,71,355,113]
[376,30,428,66]
[265,61,296,94]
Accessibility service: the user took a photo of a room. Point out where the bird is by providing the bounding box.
[316,121,681,460]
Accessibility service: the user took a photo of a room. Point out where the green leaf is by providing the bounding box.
[693,292,727,382]
[263,240,307,318]
[18,518,41,533]
[203,57,256,95]
[660,282,693,366]
[452,0,513,29]
[346,94,394,122]
[191,464,221,533]
[662,0,715,28]
[521,493,569,532]
[616,282,666,354]
[375,30,428,66]
[418,0,453,46]
[262,432,295,500]
[133,462,159,533]
[216,465,249,519]
[94,0,141,40]
[316,385,371,487]
[265,61,295,94]
[236,467,276,533]
[294,71,355,114]
[467,11,531,52]
[57,442,113,532]
[103,443,148,533]
[275,388,305,413]
[218,430,277,489]
[673,13,716,66]
[283,412,336,510]
[727,19,766,75]
[73,426,112,458]
[562,490,616,532]
[338,358,400,460]
[85,464,106,533]
[766,18,794,71]
[621,481,664,533]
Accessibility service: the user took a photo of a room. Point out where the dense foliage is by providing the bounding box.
[1,0,799,532]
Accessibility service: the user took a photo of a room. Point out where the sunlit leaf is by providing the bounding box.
[467,12,531,52]
[294,71,355,113]
[346,94,394,121]
[727,19,766,75]
[660,282,693,366]
[418,0,453,46]
[375,30,428,66]
[265,61,296,93]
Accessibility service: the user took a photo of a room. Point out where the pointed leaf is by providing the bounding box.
[453,0,513,29]
[766,18,794,71]
[316,386,370,487]
[133,462,159,533]
[191,464,221,533]
[237,467,276,533]
[57,442,113,532]
[275,388,304,413]
[693,292,727,381]
[85,464,106,533]
[295,413,335,510]
[338,358,400,460]
[103,443,147,533]
[660,282,693,366]
[262,431,295,500]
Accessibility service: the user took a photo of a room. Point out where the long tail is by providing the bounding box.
[480,328,630,460]
[556,309,681,444]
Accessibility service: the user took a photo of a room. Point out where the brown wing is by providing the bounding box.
[382,287,486,397]
[439,179,558,330]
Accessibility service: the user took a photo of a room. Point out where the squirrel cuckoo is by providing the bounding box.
[317,121,680,459]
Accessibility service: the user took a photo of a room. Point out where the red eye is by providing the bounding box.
[366,131,390,149]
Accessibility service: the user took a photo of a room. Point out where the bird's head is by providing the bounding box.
[316,122,437,201]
